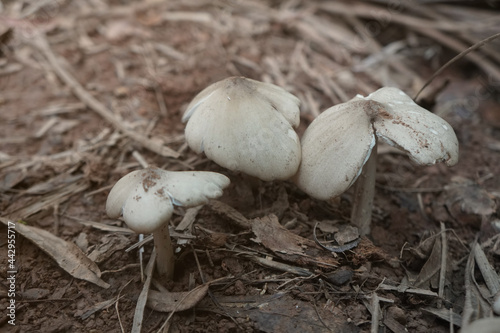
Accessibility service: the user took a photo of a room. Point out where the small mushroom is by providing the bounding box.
[295,87,459,235]
[106,167,230,279]
[182,76,301,181]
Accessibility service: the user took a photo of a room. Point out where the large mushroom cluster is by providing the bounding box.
[106,76,459,281]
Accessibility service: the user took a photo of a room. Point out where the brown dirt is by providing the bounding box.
[1,1,500,332]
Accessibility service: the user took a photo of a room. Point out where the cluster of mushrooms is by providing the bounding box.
[106,76,459,280]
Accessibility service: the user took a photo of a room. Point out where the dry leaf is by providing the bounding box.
[0,218,109,288]
[252,215,306,255]
[413,236,442,289]
[147,283,209,312]
[251,215,338,268]
[445,177,497,216]
[462,241,493,326]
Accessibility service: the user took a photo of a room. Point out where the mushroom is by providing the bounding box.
[295,87,459,235]
[182,76,301,181]
[106,167,230,279]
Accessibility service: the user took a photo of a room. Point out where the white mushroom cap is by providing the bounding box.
[106,167,230,233]
[294,99,376,200]
[182,76,301,181]
[295,87,459,200]
[366,87,459,166]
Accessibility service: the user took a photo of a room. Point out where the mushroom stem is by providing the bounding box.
[152,224,175,280]
[351,141,378,236]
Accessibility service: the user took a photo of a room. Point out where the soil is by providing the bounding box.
[1,1,500,333]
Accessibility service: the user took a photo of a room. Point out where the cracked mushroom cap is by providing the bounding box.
[295,87,459,200]
[182,76,301,181]
[106,167,230,233]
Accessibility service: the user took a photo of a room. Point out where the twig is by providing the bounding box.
[313,301,334,333]
[28,34,180,158]
[101,263,140,275]
[115,279,134,333]
[132,151,149,168]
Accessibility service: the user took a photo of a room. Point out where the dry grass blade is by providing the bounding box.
[74,220,134,234]
[248,255,314,277]
[473,242,500,296]
[80,297,123,320]
[28,35,180,159]
[414,32,500,100]
[6,180,89,219]
[0,217,109,288]
[413,234,442,288]
[438,222,448,308]
[175,206,203,232]
[462,240,492,327]
[319,2,484,32]
[422,307,462,327]
[379,283,438,297]
[131,248,155,333]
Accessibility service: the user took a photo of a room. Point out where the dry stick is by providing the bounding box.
[115,279,134,333]
[437,222,447,309]
[30,35,180,158]
[414,31,500,100]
